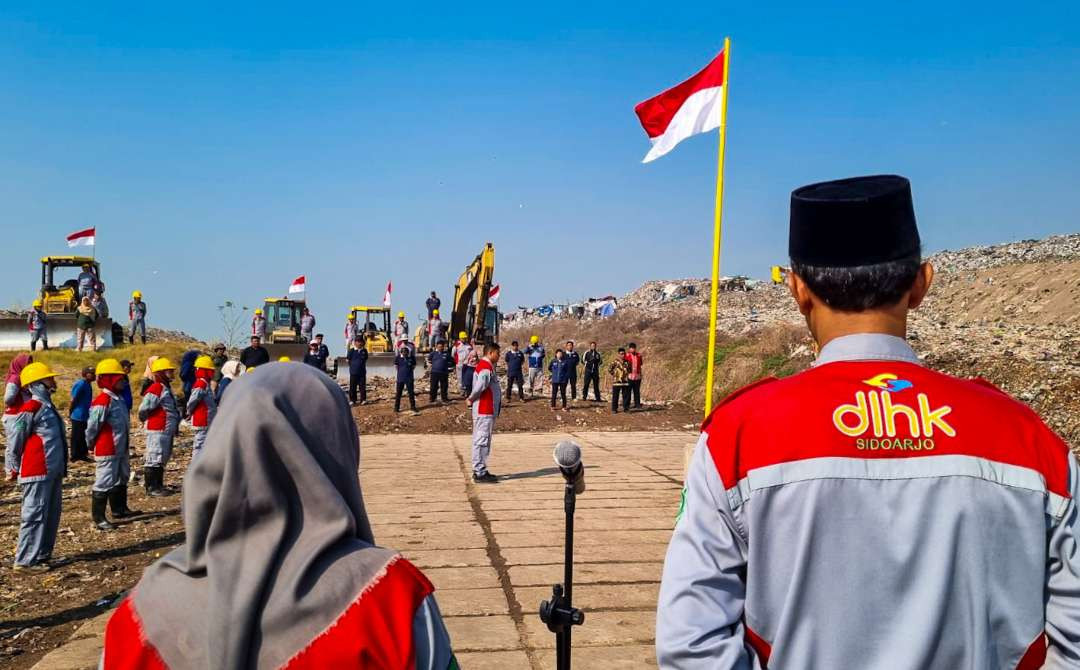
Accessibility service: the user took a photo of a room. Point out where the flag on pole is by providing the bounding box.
[634,49,727,163]
[488,283,501,304]
[66,227,96,248]
[288,275,306,294]
[383,282,392,306]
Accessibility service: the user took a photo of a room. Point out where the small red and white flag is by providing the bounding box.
[634,49,727,163]
[488,283,501,304]
[383,281,392,306]
[66,227,96,248]
[288,275,306,294]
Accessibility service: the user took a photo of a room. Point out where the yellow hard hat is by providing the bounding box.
[132,290,142,299]
[530,335,539,344]
[433,309,439,316]
[95,358,125,376]
[347,313,355,319]
[459,331,467,339]
[194,355,216,370]
[398,311,405,318]
[247,365,256,372]
[20,362,57,387]
[32,299,42,308]
[151,357,176,373]
[278,356,291,362]
[254,308,263,315]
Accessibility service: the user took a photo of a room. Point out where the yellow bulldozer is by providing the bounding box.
[0,256,121,350]
[335,305,398,383]
[260,297,310,361]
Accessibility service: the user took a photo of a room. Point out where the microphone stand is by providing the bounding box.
[539,478,584,669]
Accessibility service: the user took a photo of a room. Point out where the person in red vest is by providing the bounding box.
[101,363,456,669]
[185,356,218,462]
[623,343,643,409]
[138,358,179,497]
[467,342,502,483]
[656,175,1080,668]
[86,359,140,532]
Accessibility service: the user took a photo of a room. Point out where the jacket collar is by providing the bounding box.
[814,333,921,367]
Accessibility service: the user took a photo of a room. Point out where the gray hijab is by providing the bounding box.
[132,363,395,669]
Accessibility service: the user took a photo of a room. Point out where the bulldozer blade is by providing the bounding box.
[265,343,309,362]
[335,352,402,385]
[0,316,115,351]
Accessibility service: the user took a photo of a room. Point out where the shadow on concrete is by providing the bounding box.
[500,466,562,481]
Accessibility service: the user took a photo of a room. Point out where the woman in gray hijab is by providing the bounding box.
[101,363,456,669]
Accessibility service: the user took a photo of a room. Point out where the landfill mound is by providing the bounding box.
[504,233,1080,449]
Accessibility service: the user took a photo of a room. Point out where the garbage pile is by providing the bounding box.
[929,234,1080,274]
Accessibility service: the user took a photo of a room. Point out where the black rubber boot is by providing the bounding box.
[128,334,134,344]
[143,467,155,495]
[141,335,147,344]
[109,486,141,518]
[92,491,116,531]
[147,466,168,497]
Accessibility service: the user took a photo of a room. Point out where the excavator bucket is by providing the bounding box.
[0,314,116,351]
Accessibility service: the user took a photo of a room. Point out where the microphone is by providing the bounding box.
[553,440,585,495]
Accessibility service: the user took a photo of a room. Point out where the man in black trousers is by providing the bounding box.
[428,339,453,403]
[565,340,581,400]
[581,341,603,401]
[394,343,418,414]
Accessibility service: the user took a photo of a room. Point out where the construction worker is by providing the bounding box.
[186,356,217,462]
[4,354,32,410]
[582,341,603,402]
[27,299,48,351]
[503,341,526,404]
[5,362,66,570]
[393,342,418,414]
[251,308,266,340]
[525,335,545,398]
[393,311,409,347]
[428,339,453,404]
[347,335,368,405]
[467,343,501,483]
[128,291,148,344]
[453,332,472,395]
[139,357,179,497]
[313,333,330,368]
[426,291,441,319]
[77,264,97,300]
[565,340,580,400]
[427,309,443,345]
[86,359,139,532]
[462,339,480,397]
[240,335,270,368]
[656,175,1080,668]
[548,349,571,411]
[344,313,358,352]
[300,307,316,343]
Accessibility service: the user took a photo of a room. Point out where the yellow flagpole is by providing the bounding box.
[704,37,731,417]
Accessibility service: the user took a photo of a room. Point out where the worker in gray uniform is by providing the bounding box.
[5,362,66,570]
[139,357,179,497]
[86,358,140,531]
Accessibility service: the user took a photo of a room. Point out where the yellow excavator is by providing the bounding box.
[261,297,309,361]
[450,242,500,346]
[0,256,121,350]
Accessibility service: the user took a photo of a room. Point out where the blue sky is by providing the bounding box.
[2,2,1077,346]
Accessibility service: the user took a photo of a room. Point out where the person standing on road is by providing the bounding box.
[300,307,316,343]
[128,291,148,344]
[428,339,453,404]
[347,336,368,406]
[102,364,457,669]
[251,308,266,341]
[69,366,95,463]
[468,343,501,483]
[548,349,571,411]
[525,335,545,399]
[581,341,603,402]
[609,348,630,414]
[426,291,441,319]
[344,313,358,352]
[564,341,580,400]
[393,343,418,414]
[27,300,48,351]
[76,296,98,352]
[393,312,410,347]
[86,359,140,532]
[240,336,270,369]
[624,343,643,409]
[186,356,218,462]
[503,340,526,404]
[139,357,179,497]
[5,362,66,570]
[657,174,1080,669]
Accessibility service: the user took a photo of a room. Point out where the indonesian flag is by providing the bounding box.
[488,283,501,304]
[66,227,96,247]
[288,275,306,294]
[635,49,726,163]
[383,281,392,306]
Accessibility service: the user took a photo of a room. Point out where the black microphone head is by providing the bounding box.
[553,440,582,470]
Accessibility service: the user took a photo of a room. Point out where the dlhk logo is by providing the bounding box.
[832,374,956,450]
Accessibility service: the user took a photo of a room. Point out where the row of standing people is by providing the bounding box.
[503,337,645,412]
[24,282,149,352]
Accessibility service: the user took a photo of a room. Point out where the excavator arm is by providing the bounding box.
[450,242,495,344]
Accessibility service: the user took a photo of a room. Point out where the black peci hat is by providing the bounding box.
[789,175,920,267]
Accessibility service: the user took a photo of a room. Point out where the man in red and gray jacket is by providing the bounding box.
[467,343,502,484]
[657,175,1080,668]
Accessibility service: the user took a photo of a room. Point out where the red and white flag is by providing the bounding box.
[66,227,96,247]
[382,281,392,306]
[488,283,501,304]
[288,275,306,294]
[634,49,727,163]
